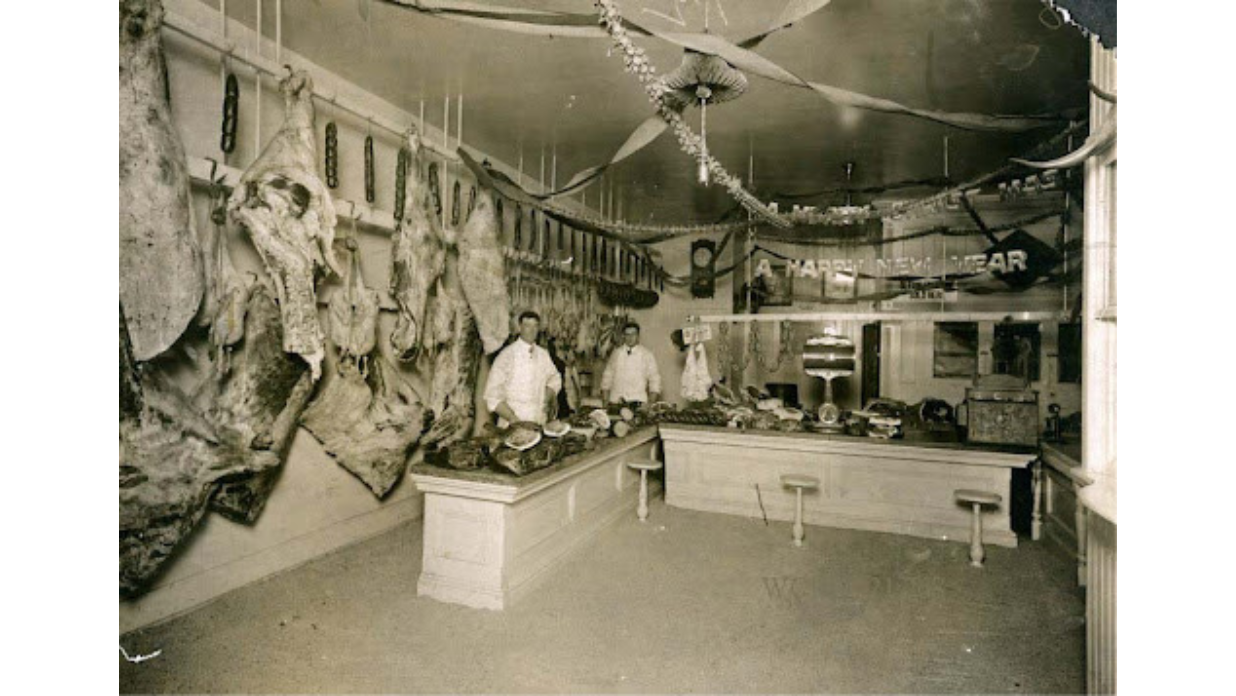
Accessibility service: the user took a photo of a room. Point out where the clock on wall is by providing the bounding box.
[691,239,717,298]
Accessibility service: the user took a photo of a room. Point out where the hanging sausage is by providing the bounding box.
[497,198,506,244]
[529,210,538,254]
[427,162,442,222]
[467,184,477,220]
[393,146,409,221]
[451,180,461,227]
[514,203,522,249]
[544,218,552,259]
[324,122,339,189]
[363,135,375,203]
[220,73,239,154]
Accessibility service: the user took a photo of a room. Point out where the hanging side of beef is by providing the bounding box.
[389,127,446,362]
[456,187,511,355]
[205,285,315,523]
[120,0,204,361]
[119,304,272,597]
[228,69,339,381]
[420,251,483,449]
[300,242,428,497]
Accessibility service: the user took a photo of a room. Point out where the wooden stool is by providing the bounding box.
[627,460,663,522]
[955,489,1002,567]
[781,474,820,547]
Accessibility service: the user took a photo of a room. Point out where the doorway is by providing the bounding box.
[861,322,881,409]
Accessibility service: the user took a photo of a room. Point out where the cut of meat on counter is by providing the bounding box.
[300,241,429,498]
[228,68,341,381]
[456,186,511,355]
[390,126,447,362]
[120,0,204,361]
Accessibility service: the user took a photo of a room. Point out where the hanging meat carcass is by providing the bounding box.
[228,68,340,381]
[420,250,484,449]
[202,283,316,522]
[300,241,429,497]
[390,126,447,362]
[120,0,204,361]
[120,304,286,596]
[326,239,379,368]
[456,187,511,355]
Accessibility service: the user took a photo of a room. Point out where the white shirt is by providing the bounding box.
[601,344,662,404]
[484,338,562,426]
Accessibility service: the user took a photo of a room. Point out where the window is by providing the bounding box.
[993,322,1041,382]
[1058,323,1082,384]
[933,322,978,378]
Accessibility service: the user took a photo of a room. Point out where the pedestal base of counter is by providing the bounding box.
[408,429,658,610]
[660,426,1036,549]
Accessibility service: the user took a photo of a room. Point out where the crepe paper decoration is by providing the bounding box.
[381,1,1065,133]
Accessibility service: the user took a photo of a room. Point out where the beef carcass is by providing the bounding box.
[202,285,315,522]
[300,242,428,497]
[120,304,279,596]
[228,69,340,381]
[456,187,511,355]
[420,251,484,448]
[326,239,379,369]
[120,0,204,361]
[389,127,446,362]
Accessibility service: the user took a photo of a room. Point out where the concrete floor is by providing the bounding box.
[120,496,1086,694]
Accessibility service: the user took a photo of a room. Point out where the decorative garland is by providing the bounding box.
[595,0,789,229]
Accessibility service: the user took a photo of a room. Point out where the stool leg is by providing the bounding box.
[792,488,805,547]
[637,469,649,522]
[1032,461,1044,541]
[969,502,985,567]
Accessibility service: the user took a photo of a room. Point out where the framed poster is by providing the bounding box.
[823,266,857,301]
[758,264,793,307]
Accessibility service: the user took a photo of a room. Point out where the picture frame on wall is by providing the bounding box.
[758,264,793,307]
[823,266,857,301]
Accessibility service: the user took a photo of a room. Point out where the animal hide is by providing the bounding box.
[300,243,428,498]
[119,0,204,361]
[420,252,484,449]
[228,69,340,381]
[389,127,446,361]
[456,187,511,355]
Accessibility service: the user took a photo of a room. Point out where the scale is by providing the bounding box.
[802,330,856,432]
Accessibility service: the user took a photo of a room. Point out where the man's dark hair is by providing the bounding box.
[623,321,641,334]
[518,310,541,324]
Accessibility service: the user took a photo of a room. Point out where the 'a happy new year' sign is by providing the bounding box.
[754,250,1030,279]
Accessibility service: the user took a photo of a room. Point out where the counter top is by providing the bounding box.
[1079,470,1116,525]
[408,426,658,503]
[658,423,1040,458]
[1041,440,1093,486]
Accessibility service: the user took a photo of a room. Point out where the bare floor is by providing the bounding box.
[120,497,1086,694]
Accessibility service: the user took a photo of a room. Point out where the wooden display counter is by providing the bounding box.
[659,425,1038,548]
[407,427,658,610]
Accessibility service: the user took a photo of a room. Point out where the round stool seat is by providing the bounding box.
[955,489,1002,506]
[627,460,663,472]
[781,474,820,490]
